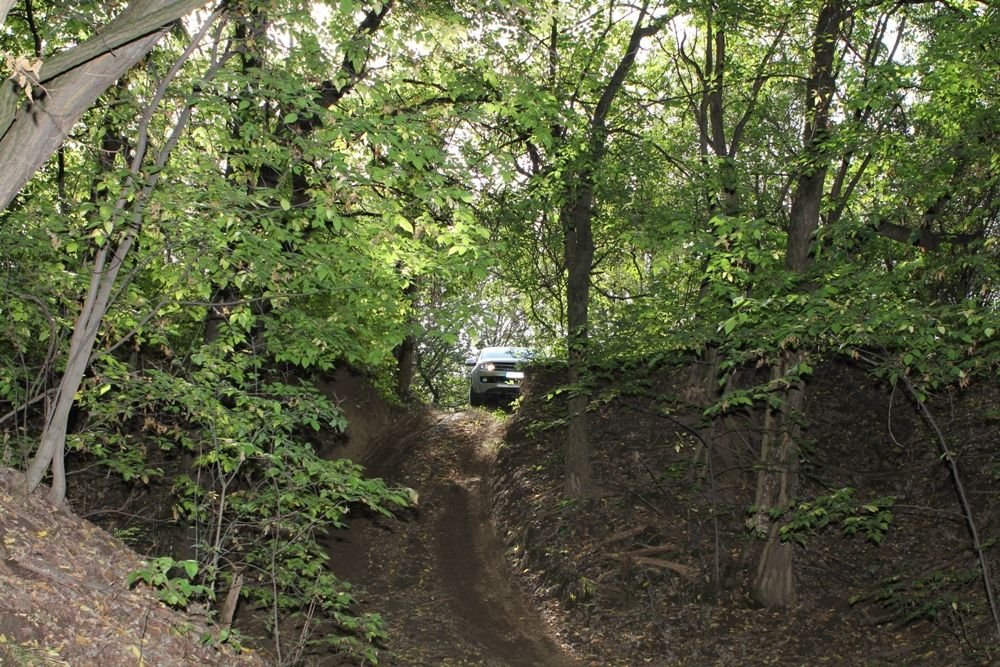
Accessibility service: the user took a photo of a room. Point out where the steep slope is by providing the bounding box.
[0,468,265,666]
[491,359,998,665]
[3,360,993,665]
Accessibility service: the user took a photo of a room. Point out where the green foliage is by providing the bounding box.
[199,625,248,653]
[112,525,150,547]
[0,0,998,654]
[0,0,476,648]
[128,556,212,609]
[779,488,896,546]
[67,342,413,655]
[852,567,984,625]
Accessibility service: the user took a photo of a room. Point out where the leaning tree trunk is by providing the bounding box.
[23,14,221,504]
[0,0,210,213]
[26,233,137,503]
[749,0,843,607]
[0,1,16,27]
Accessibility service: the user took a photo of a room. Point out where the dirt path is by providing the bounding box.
[321,411,578,666]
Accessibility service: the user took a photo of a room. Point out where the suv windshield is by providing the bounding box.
[480,347,533,361]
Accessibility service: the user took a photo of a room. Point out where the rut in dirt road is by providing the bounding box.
[322,411,579,666]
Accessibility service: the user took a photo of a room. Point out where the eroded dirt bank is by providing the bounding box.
[322,410,579,666]
[0,468,266,666]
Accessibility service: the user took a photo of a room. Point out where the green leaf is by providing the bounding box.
[182,560,199,578]
[394,214,413,234]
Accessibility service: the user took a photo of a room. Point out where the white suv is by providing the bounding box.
[466,347,533,406]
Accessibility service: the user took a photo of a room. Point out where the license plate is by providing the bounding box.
[506,371,525,379]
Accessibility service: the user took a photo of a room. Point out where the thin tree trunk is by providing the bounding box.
[394,240,421,402]
[26,227,141,503]
[563,193,595,496]
[560,3,664,498]
[394,333,416,401]
[23,11,224,504]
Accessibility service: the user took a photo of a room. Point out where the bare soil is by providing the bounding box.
[320,410,580,666]
[491,359,999,666]
[0,368,581,667]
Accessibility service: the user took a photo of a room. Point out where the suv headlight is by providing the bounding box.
[481,362,496,371]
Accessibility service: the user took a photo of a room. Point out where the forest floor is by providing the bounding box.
[0,399,582,666]
[488,360,999,666]
[0,361,996,665]
[311,365,998,667]
[0,466,266,666]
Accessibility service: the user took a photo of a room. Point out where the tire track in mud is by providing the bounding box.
[321,411,577,666]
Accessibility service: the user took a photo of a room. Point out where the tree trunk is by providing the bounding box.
[23,14,220,504]
[0,1,16,27]
[559,4,663,498]
[26,234,137,503]
[749,0,844,607]
[749,352,805,606]
[394,334,416,401]
[563,189,595,497]
[685,18,743,525]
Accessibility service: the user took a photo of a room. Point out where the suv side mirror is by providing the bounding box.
[465,357,478,366]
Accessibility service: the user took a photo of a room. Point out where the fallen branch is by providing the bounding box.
[608,553,698,579]
[620,544,680,558]
[596,525,649,549]
[899,373,1000,645]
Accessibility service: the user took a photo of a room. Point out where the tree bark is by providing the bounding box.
[26,234,135,503]
[563,187,595,496]
[0,0,210,213]
[749,353,804,607]
[784,0,842,275]
[394,333,416,401]
[0,0,15,27]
